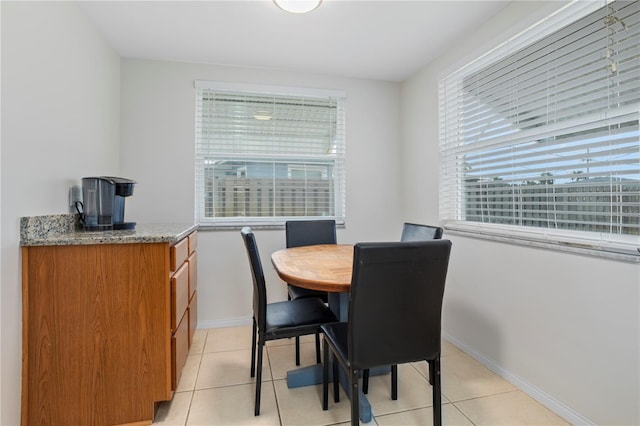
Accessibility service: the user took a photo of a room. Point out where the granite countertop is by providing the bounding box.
[20,214,197,246]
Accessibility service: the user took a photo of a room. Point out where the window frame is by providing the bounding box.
[438,0,640,262]
[194,81,347,228]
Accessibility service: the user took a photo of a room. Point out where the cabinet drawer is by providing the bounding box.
[171,312,189,390]
[170,237,189,272]
[171,263,189,330]
[188,252,197,299]
[189,291,198,347]
[188,231,198,255]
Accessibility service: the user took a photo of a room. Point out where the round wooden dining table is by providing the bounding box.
[271,244,353,293]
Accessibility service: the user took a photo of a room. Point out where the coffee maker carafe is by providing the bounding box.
[77,176,136,231]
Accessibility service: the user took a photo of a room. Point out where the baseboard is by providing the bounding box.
[443,332,594,426]
[196,317,253,330]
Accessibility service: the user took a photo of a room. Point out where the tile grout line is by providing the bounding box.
[448,388,522,405]
[266,346,285,426]
[449,401,477,426]
[182,329,209,426]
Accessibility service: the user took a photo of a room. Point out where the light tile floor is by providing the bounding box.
[153,326,570,426]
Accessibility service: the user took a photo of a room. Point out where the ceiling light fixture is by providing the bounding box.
[273,0,322,14]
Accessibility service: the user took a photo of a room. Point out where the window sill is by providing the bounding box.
[444,223,640,264]
[197,220,346,232]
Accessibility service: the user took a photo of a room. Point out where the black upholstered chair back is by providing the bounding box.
[286,220,337,248]
[284,219,336,364]
[241,227,267,330]
[400,222,444,241]
[348,240,452,369]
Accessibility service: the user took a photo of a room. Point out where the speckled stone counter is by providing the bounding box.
[20,213,197,246]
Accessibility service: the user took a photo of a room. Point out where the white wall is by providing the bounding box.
[119,59,403,326]
[0,2,120,424]
[401,2,640,425]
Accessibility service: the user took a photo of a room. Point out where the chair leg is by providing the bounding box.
[315,332,321,364]
[333,352,340,403]
[362,369,369,394]
[255,339,264,416]
[295,336,301,366]
[322,337,329,410]
[350,368,360,426]
[430,357,442,426]
[391,364,398,400]
[428,357,434,385]
[250,317,257,378]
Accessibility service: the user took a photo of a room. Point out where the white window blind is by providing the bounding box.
[439,0,640,261]
[195,81,346,227]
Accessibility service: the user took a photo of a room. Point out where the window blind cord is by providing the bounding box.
[606,4,619,235]
[605,5,627,74]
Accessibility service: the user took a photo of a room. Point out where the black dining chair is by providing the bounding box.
[240,227,338,416]
[285,219,337,365]
[321,240,452,426]
[358,221,445,391]
[400,222,444,241]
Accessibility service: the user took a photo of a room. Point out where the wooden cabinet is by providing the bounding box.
[21,231,197,426]
[169,232,197,390]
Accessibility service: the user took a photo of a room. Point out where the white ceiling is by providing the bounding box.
[77,0,510,82]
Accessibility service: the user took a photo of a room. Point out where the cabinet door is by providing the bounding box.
[189,292,198,347]
[188,251,197,300]
[171,312,189,390]
[189,231,198,254]
[171,262,189,331]
[170,237,189,272]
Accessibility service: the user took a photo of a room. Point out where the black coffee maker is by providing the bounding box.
[77,176,136,231]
